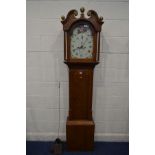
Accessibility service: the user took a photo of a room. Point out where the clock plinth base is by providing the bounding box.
[66,118,95,151]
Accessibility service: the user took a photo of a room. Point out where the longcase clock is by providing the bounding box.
[61,7,104,151]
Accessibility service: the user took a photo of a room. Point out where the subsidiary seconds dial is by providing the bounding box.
[71,24,93,59]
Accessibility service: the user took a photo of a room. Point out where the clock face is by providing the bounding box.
[70,24,93,59]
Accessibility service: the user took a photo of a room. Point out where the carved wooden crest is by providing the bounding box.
[61,7,104,32]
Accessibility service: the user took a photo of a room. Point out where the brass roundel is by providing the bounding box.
[87,11,91,16]
[74,10,78,16]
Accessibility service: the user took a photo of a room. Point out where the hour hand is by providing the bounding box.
[73,47,80,51]
[79,44,87,49]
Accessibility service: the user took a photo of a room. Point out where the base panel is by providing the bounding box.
[66,119,95,151]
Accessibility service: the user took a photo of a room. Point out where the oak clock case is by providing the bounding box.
[61,7,103,151]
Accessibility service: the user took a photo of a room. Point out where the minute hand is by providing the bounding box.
[82,38,88,46]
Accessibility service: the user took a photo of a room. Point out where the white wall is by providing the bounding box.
[26,0,129,141]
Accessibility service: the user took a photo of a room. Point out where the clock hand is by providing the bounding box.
[79,45,86,49]
[74,46,82,50]
[82,38,88,46]
[80,35,84,47]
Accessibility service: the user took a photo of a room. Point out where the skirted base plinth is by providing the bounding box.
[66,118,95,151]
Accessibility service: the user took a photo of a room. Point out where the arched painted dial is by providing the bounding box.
[70,24,93,59]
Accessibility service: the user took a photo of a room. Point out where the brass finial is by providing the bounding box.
[80,7,85,13]
[99,16,103,21]
[61,15,65,21]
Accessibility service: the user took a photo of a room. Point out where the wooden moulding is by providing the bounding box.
[66,117,95,151]
[61,8,104,32]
